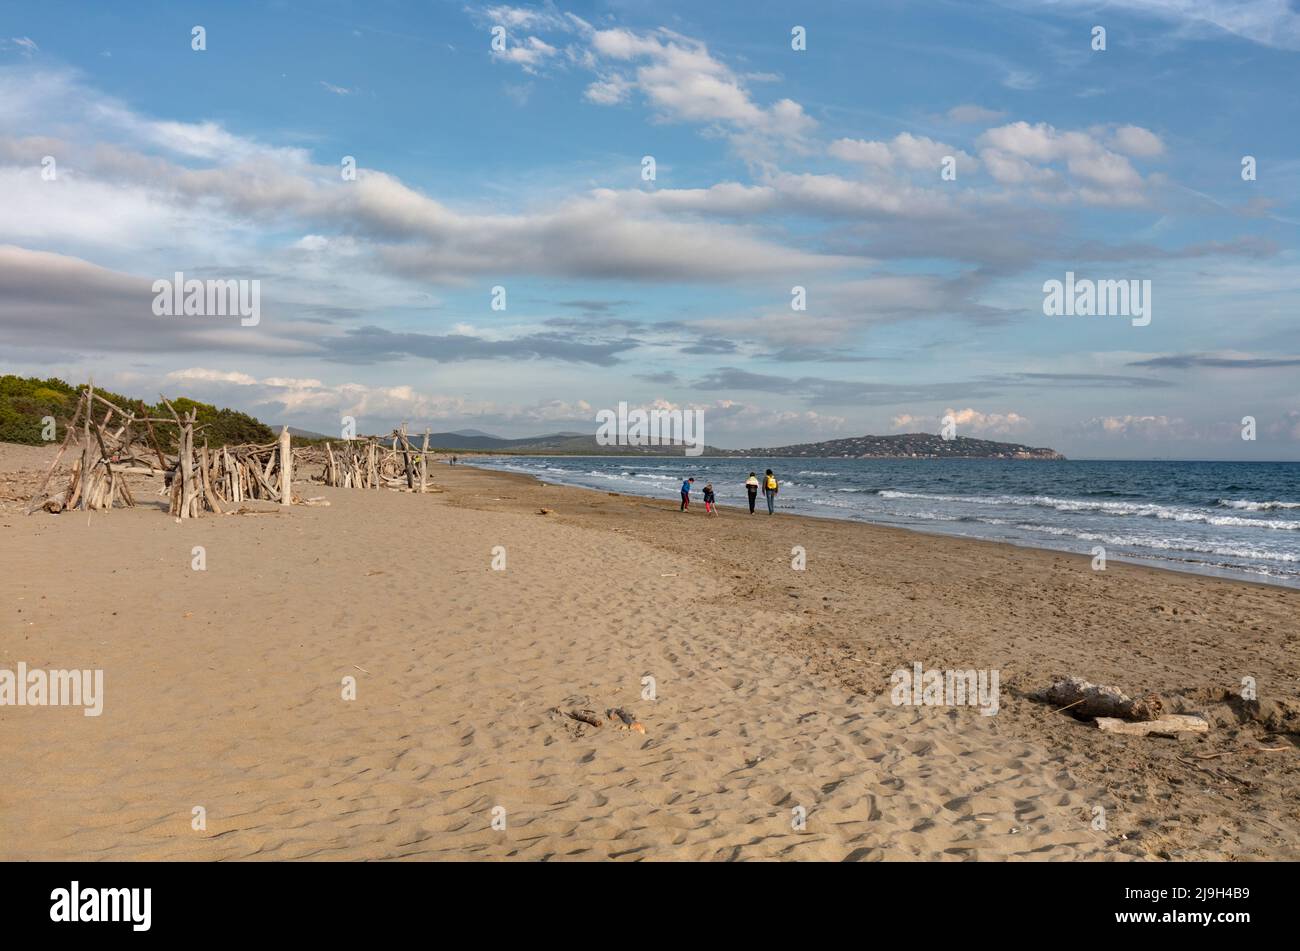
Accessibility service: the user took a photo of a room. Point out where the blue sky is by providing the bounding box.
[1,0,1298,457]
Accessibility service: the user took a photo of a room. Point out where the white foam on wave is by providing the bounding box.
[1217,499,1300,511]
[1012,523,1299,562]
[877,490,1300,531]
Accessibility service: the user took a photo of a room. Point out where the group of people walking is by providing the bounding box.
[680,469,779,515]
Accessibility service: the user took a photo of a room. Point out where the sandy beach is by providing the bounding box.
[1,443,1297,861]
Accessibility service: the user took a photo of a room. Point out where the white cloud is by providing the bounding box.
[474,16,816,146]
[978,147,1058,185]
[165,368,507,422]
[492,35,559,73]
[947,104,1006,124]
[830,132,977,174]
[583,75,631,104]
[1110,124,1165,158]
[1078,414,1185,438]
[166,368,260,387]
[702,400,846,434]
[766,171,955,218]
[479,4,577,33]
[977,121,1161,201]
[892,407,1031,436]
[588,28,816,143]
[0,70,842,286]
[1272,410,1300,441]
[1002,70,1038,90]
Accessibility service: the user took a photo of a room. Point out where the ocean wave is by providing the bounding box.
[1216,499,1300,511]
[877,490,1300,531]
[1011,523,1299,562]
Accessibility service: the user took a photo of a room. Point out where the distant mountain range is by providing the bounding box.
[360,429,1063,459]
[727,433,1064,460]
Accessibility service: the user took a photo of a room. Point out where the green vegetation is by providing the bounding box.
[0,375,276,450]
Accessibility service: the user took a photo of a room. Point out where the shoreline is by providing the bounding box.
[466,456,1300,591]
[2,448,1297,860]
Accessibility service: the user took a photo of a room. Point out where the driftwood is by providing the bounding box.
[30,386,303,519]
[25,392,84,513]
[566,709,603,728]
[308,439,384,490]
[26,384,167,514]
[30,390,447,520]
[399,424,414,489]
[278,427,292,507]
[1096,715,1208,736]
[1035,676,1164,721]
[308,427,441,494]
[420,428,429,494]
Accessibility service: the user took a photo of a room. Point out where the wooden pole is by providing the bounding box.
[420,429,429,493]
[90,409,120,510]
[79,382,94,511]
[325,441,338,487]
[199,441,223,515]
[174,412,192,518]
[398,426,414,489]
[279,426,292,506]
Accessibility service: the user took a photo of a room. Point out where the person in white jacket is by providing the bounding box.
[745,472,759,514]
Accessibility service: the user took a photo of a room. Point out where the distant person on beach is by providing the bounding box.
[763,469,779,514]
[745,472,759,514]
[680,477,694,511]
[451,456,457,466]
[703,482,717,516]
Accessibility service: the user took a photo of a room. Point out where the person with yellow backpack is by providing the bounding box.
[762,469,779,515]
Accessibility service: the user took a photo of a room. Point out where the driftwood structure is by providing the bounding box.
[315,438,382,489]
[160,398,295,518]
[163,410,294,517]
[28,385,297,519]
[28,388,439,519]
[312,425,441,493]
[27,383,170,514]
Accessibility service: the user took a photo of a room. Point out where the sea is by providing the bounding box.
[471,456,1300,588]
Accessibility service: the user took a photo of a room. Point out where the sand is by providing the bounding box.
[1,442,1296,861]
